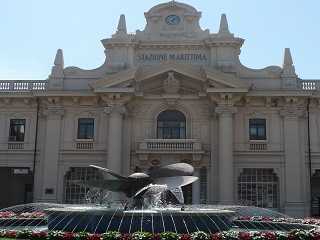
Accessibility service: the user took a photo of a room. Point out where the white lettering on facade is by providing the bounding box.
[137,53,207,62]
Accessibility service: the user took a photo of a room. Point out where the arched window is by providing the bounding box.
[238,168,279,209]
[157,110,186,139]
[64,167,103,204]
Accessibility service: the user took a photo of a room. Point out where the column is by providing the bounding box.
[215,105,237,205]
[280,107,306,217]
[41,106,64,202]
[104,104,126,174]
[192,168,200,204]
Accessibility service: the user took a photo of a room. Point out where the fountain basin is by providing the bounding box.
[46,206,235,233]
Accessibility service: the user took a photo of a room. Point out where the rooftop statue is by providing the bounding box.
[87,163,198,208]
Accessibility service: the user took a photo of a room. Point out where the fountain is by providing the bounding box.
[45,163,235,233]
[0,163,316,234]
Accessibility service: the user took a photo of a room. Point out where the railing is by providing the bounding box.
[249,142,267,151]
[76,142,94,150]
[138,139,202,152]
[7,142,24,150]
[300,80,320,90]
[0,80,47,92]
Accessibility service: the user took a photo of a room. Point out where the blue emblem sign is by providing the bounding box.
[165,15,181,25]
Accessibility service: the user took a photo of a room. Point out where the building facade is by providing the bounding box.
[0,1,319,217]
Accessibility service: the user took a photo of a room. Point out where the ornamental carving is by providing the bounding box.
[163,71,180,94]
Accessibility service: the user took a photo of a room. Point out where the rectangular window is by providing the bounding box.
[77,118,94,139]
[249,118,266,140]
[9,119,26,142]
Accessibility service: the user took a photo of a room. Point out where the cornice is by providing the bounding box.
[204,37,244,48]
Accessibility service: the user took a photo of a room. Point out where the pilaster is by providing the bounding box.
[280,105,307,216]
[40,106,64,202]
[215,105,237,205]
[104,103,127,174]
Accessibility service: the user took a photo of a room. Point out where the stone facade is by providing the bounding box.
[0,1,320,217]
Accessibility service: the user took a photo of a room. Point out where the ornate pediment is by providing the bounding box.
[90,64,249,95]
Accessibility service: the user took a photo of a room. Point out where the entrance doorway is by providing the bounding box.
[182,184,192,204]
[311,170,320,216]
[0,167,33,209]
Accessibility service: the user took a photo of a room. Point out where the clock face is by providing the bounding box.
[165,15,181,25]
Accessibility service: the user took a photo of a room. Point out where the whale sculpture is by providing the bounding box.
[86,163,198,208]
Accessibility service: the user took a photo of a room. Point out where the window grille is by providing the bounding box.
[64,167,102,204]
[238,168,279,209]
[200,167,207,204]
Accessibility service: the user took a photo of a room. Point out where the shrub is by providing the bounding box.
[16,229,33,239]
[191,231,209,240]
[102,231,122,240]
[132,232,153,240]
[48,231,64,240]
[160,232,179,240]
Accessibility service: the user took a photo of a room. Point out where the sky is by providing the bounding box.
[0,0,319,80]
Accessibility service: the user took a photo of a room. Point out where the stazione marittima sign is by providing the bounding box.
[136,53,208,63]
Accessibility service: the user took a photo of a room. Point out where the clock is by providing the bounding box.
[165,15,181,25]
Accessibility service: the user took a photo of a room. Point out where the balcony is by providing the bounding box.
[137,139,204,154]
[235,142,282,152]
[0,80,47,92]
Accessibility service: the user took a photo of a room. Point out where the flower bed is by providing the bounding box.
[1,229,320,240]
[235,216,320,226]
[0,212,47,227]
[0,212,46,219]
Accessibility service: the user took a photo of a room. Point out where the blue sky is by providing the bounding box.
[0,0,319,80]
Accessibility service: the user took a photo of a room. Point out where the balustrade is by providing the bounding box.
[139,139,201,152]
[0,81,47,92]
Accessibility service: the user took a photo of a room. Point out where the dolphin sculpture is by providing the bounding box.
[86,163,198,206]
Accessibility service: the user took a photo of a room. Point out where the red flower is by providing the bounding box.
[238,231,251,240]
[312,233,320,240]
[121,233,132,240]
[5,231,17,238]
[210,233,222,240]
[0,211,16,218]
[151,233,161,240]
[32,231,48,239]
[261,232,276,240]
[88,234,101,240]
[63,232,76,240]
[179,234,191,240]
